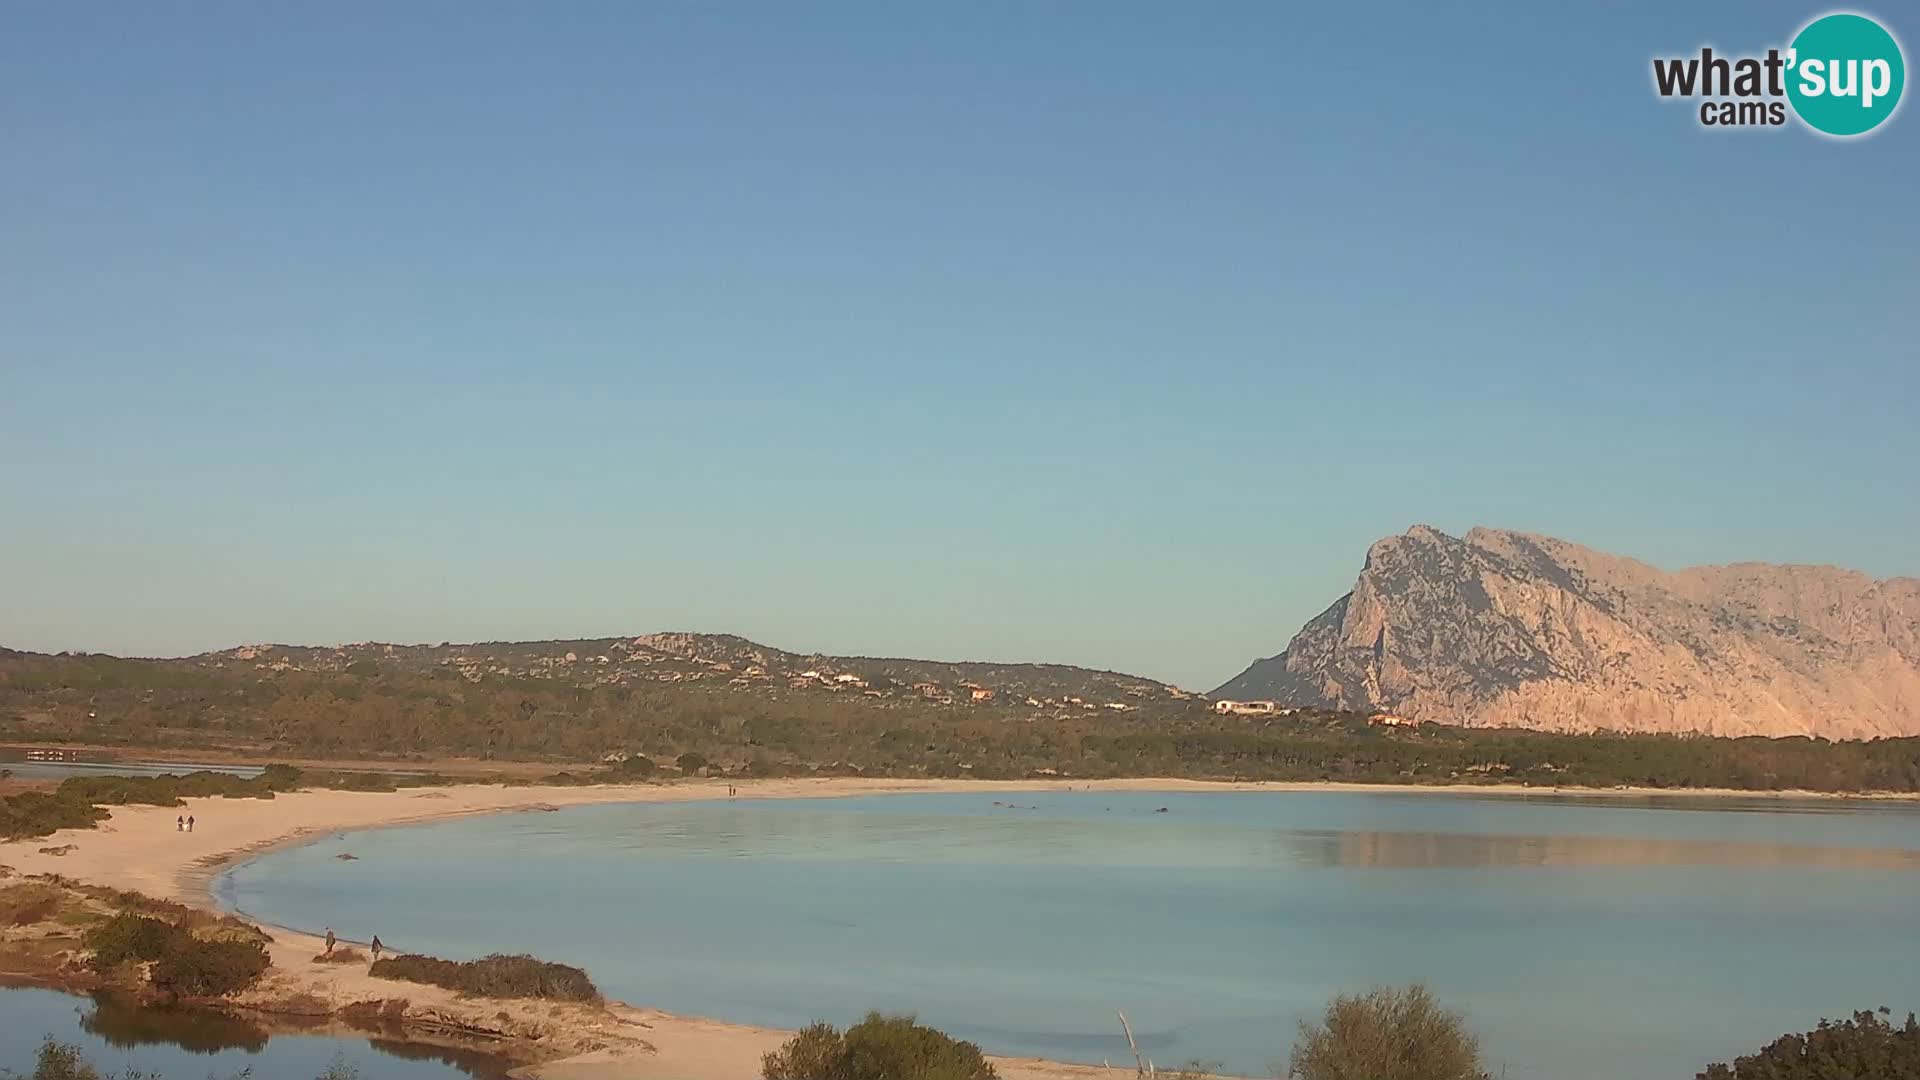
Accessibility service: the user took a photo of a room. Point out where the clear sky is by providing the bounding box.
[2,1,1915,691]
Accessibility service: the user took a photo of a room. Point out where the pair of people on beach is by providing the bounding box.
[174,814,194,832]
[323,927,384,961]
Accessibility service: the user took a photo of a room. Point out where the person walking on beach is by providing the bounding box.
[176,815,184,832]
[370,935,383,962]
[324,928,336,956]
[186,815,194,833]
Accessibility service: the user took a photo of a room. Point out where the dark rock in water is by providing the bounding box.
[335,852,359,861]
[1155,807,1169,813]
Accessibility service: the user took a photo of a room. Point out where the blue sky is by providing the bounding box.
[2,1,1914,690]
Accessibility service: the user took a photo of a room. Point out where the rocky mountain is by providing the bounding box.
[1214,526,1920,739]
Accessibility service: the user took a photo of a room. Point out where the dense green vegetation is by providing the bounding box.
[148,937,271,998]
[0,791,111,840]
[762,1013,998,1080]
[368,951,600,1002]
[1288,984,1489,1080]
[84,914,178,970]
[6,645,1920,795]
[83,912,270,999]
[1697,1008,1920,1079]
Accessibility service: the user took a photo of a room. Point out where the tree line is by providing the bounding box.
[5,652,1920,794]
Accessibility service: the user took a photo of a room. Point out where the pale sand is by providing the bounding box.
[0,776,1908,1078]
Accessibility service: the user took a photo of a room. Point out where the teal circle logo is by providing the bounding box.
[1786,13,1905,136]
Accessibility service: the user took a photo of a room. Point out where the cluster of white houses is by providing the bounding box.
[1213,699,1296,717]
[1211,699,1420,728]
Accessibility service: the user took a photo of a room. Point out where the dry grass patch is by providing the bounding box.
[0,882,64,926]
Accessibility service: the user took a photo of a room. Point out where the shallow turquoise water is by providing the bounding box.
[217,790,1920,1078]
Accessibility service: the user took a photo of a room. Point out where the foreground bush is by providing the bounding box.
[1288,984,1489,1080]
[0,791,110,841]
[82,912,269,997]
[84,913,177,971]
[369,952,599,1002]
[1697,1008,1920,1079]
[149,936,270,997]
[762,1012,998,1080]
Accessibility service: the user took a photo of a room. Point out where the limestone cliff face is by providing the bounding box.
[1214,526,1920,738]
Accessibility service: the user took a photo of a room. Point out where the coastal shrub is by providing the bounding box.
[314,946,366,964]
[84,913,178,970]
[83,912,270,996]
[1288,984,1490,1080]
[369,952,599,1002]
[58,771,277,807]
[259,763,304,790]
[676,752,709,774]
[614,754,657,778]
[0,791,111,841]
[762,1022,844,1080]
[762,1012,998,1080]
[149,935,271,997]
[1696,1007,1920,1079]
[320,771,397,793]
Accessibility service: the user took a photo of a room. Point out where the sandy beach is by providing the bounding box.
[1,775,1910,1078]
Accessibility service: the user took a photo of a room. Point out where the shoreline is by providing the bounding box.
[6,775,1920,1079]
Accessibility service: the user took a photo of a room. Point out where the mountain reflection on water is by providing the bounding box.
[1298,827,1920,869]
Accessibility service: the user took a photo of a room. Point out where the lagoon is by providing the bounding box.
[216,790,1920,1079]
[0,748,266,783]
[0,984,506,1078]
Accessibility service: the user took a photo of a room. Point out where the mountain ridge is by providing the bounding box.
[5,631,1192,710]
[1214,526,1920,739]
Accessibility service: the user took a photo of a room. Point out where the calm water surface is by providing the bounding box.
[0,749,265,782]
[0,985,505,1078]
[218,790,1920,1078]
